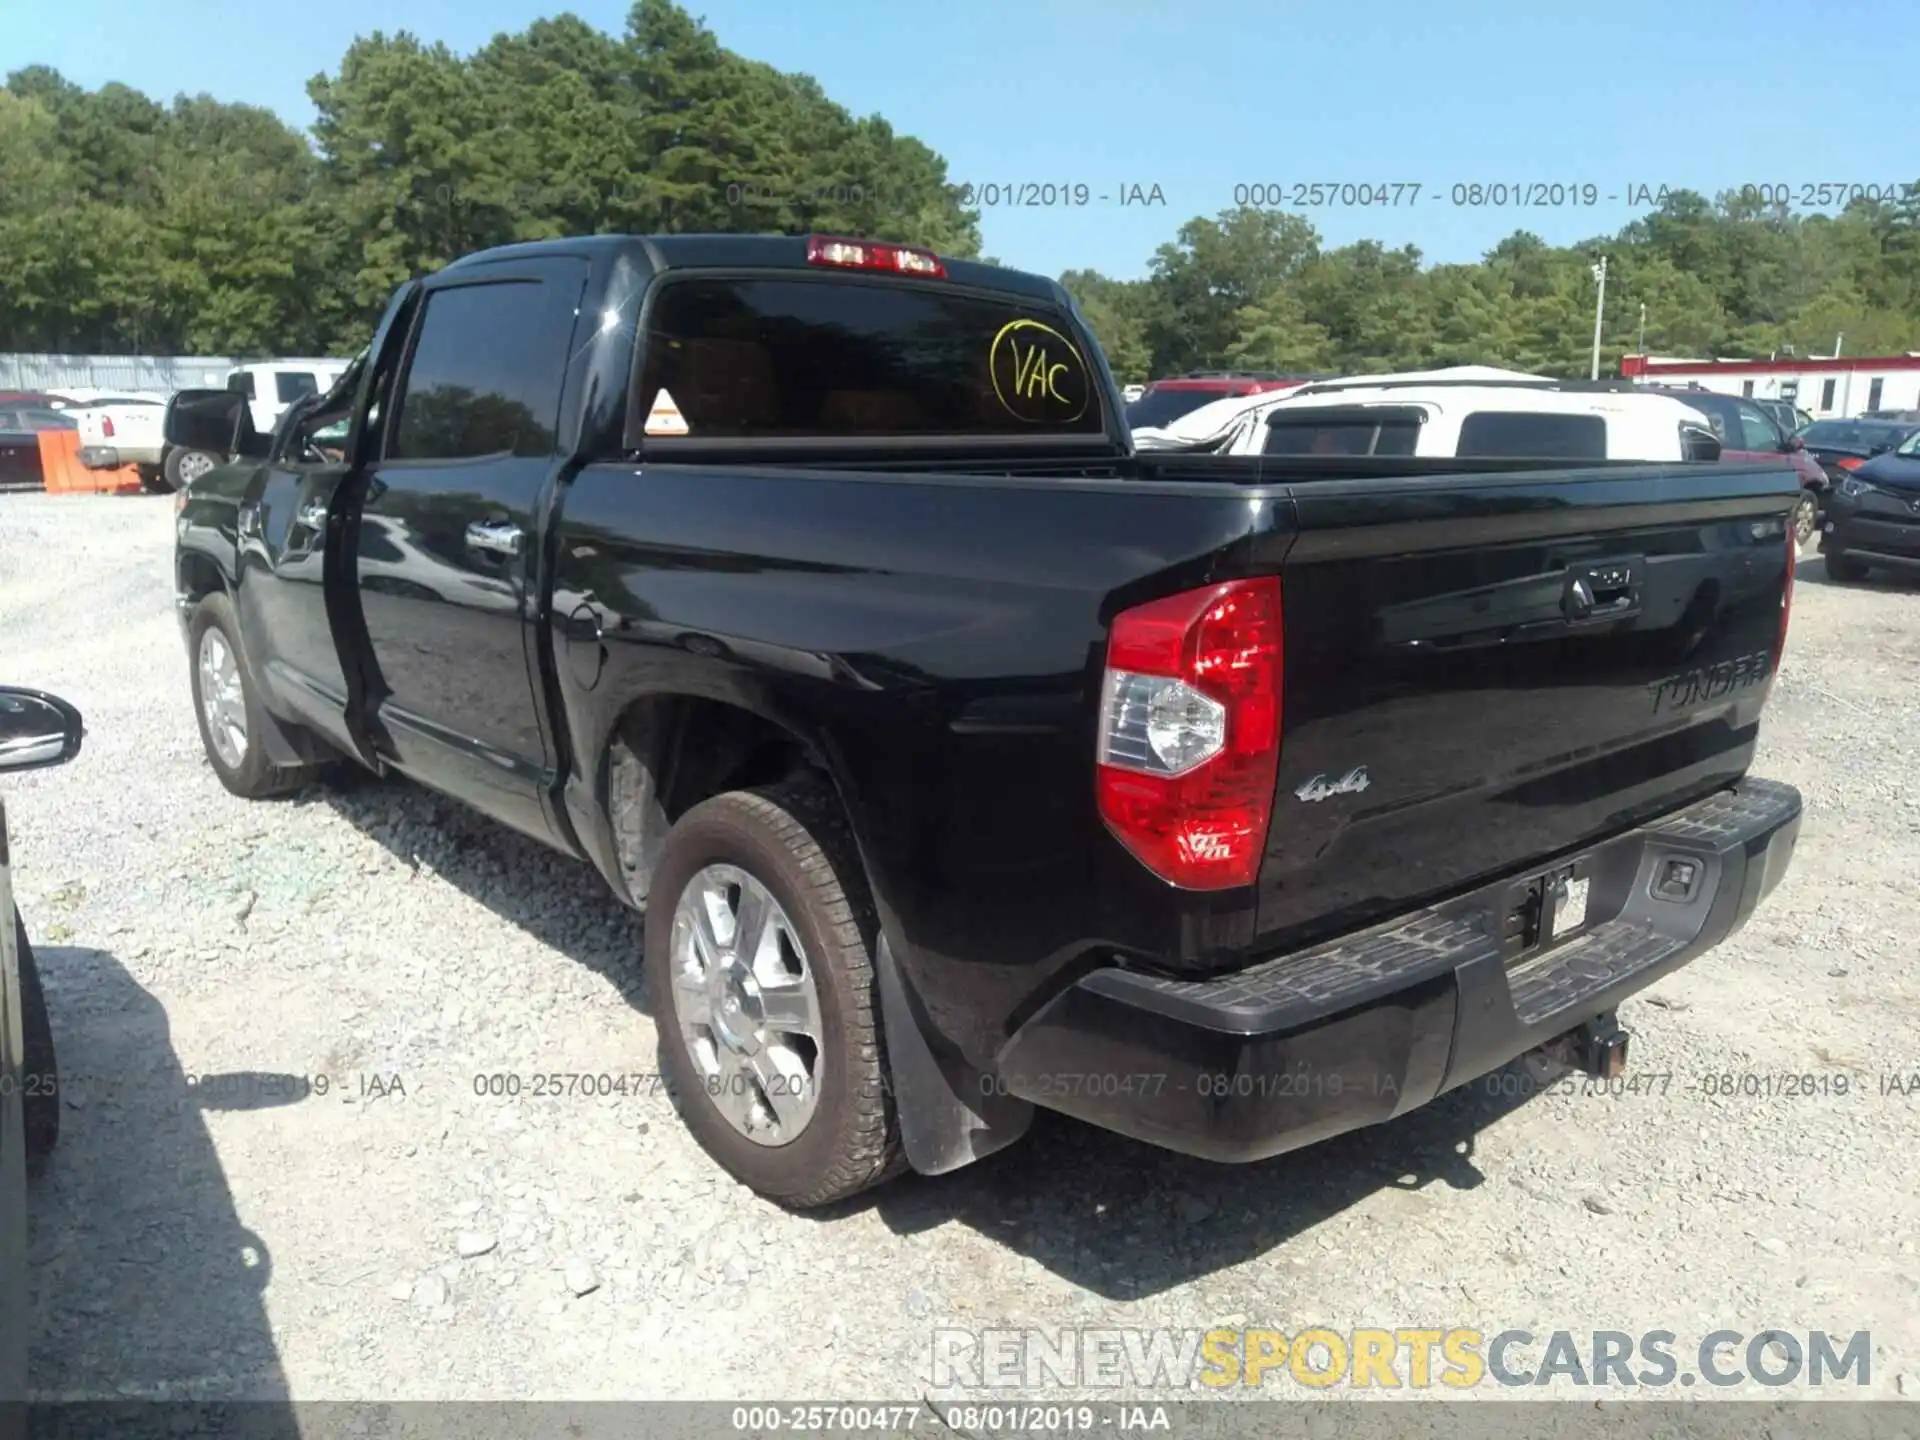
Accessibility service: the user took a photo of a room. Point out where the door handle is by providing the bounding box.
[295,499,328,530]
[465,519,524,557]
[1562,558,1641,623]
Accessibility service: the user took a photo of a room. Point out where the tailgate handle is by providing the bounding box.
[1563,559,1640,622]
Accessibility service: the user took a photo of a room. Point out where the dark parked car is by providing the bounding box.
[1796,418,1920,488]
[0,407,78,490]
[2,689,85,1421]
[1818,429,1920,582]
[166,232,1802,1208]
[1646,386,1828,547]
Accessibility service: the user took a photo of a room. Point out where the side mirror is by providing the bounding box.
[163,389,270,462]
[0,689,84,773]
[1784,435,1805,452]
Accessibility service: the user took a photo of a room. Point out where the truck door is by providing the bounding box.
[233,290,420,762]
[346,257,586,847]
[234,440,360,756]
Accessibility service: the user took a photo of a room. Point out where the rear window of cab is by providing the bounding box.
[631,277,1106,441]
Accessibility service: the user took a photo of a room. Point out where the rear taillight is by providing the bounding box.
[1776,520,1794,671]
[806,234,945,279]
[101,416,115,437]
[1096,578,1283,890]
[1836,456,1865,470]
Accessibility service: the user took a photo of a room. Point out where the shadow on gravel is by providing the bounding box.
[317,771,649,1013]
[313,770,1551,1298]
[27,944,299,1435]
[860,1074,1544,1300]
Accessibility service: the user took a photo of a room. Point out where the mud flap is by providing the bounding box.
[874,935,1033,1175]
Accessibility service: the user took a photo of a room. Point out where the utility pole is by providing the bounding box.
[1590,256,1609,380]
[1637,302,1647,356]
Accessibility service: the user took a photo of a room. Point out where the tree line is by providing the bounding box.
[3,0,1917,381]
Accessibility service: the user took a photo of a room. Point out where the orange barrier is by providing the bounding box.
[34,429,143,495]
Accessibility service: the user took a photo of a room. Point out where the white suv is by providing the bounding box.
[1135,372,1723,463]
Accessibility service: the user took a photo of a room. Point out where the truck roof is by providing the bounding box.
[441,233,1069,306]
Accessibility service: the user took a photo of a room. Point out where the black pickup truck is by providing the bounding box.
[165,233,1804,1207]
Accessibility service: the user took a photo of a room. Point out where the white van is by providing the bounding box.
[1136,375,1724,463]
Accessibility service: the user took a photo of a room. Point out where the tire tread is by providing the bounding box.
[655,778,904,1207]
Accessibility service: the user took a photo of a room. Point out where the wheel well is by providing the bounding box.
[178,552,226,605]
[603,694,831,902]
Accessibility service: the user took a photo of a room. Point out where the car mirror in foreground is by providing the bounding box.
[0,688,84,772]
[163,389,271,461]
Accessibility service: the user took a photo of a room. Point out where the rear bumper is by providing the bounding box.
[994,777,1802,1162]
[78,444,161,469]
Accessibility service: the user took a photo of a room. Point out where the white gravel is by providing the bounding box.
[5,492,1917,1403]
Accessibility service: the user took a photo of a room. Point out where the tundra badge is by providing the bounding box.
[1296,766,1371,803]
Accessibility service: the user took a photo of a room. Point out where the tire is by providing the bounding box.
[1791,492,1818,552]
[1823,552,1869,584]
[187,593,318,798]
[646,779,904,1208]
[17,909,58,1169]
[163,445,218,490]
[139,464,175,495]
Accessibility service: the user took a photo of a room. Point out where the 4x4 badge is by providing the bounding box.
[1296,766,1371,802]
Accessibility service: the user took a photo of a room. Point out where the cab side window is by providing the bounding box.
[387,281,572,461]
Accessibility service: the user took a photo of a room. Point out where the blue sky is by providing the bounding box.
[10,0,1917,279]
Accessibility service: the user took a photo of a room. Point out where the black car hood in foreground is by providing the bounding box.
[1853,452,1920,491]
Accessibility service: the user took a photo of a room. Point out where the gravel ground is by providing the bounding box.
[5,492,1917,1405]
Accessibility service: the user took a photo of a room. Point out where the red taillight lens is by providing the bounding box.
[1776,519,1794,671]
[806,234,946,279]
[1836,456,1865,470]
[1096,577,1283,890]
[101,415,115,437]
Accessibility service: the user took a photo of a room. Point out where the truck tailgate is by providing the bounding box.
[1254,461,1798,951]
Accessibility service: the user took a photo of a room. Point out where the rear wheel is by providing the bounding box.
[188,593,320,798]
[1823,552,1870,584]
[163,445,218,490]
[646,779,903,1208]
[17,909,58,1170]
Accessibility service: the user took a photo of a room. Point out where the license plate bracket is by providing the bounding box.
[1549,867,1590,941]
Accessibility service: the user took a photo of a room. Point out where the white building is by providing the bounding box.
[1620,352,1920,418]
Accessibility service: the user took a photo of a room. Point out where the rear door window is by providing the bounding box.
[227,372,257,400]
[1263,406,1423,456]
[1735,402,1783,451]
[389,277,577,461]
[1456,411,1608,459]
[632,277,1106,441]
